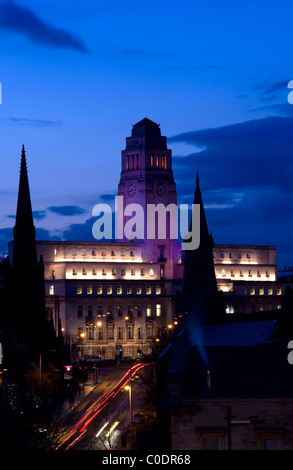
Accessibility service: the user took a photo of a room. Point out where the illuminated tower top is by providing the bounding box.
[125,117,167,151]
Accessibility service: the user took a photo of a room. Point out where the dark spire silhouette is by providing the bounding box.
[180,172,224,324]
[13,145,37,269]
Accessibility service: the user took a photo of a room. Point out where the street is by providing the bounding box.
[54,361,153,450]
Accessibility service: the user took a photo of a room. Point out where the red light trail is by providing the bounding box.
[55,362,150,450]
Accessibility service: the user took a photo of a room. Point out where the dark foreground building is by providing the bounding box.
[157,176,293,451]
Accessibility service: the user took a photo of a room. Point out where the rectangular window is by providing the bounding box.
[97,305,102,316]
[141,268,144,276]
[277,287,282,296]
[137,286,142,295]
[107,286,112,295]
[98,327,103,340]
[112,268,116,276]
[97,285,102,295]
[92,249,96,256]
[107,324,114,340]
[149,268,154,276]
[127,286,132,295]
[146,305,152,317]
[117,285,122,295]
[147,324,153,339]
[77,285,82,295]
[156,286,161,295]
[77,305,83,318]
[131,268,135,276]
[121,268,126,276]
[72,249,77,256]
[137,327,142,339]
[137,305,142,316]
[262,439,279,450]
[127,325,133,339]
[87,285,92,295]
[156,304,162,317]
[118,326,123,339]
[49,285,54,295]
[92,268,96,275]
[268,287,273,295]
[88,305,93,318]
[203,439,220,450]
[250,287,255,296]
[82,268,87,275]
[117,305,122,317]
[146,286,151,295]
[259,287,264,295]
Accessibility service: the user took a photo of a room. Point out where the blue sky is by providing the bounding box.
[0,0,293,268]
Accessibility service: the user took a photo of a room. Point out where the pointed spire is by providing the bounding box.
[13,145,37,268]
[189,171,213,247]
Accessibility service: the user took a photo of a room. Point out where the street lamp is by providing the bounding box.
[124,384,133,424]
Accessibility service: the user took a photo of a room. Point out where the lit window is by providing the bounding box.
[150,155,154,167]
[156,286,161,295]
[52,270,55,279]
[77,285,82,295]
[146,286,151,295]
[97,285,102,294]
[277,287,282,296]
[268,287,273,295]
[87,285,92,295]
[146,305,152,317]
[107,286,112,295]
[250,287,255,295]
[49,285,54,295]
[149,268,154,276]
[127,286,132,295]
[156,304,161,317]
[137,286,142,295]
[54,248,57,256]
[259,287,264,295]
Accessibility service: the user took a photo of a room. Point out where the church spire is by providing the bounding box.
[180,171,224,324]
[13,145,37,269]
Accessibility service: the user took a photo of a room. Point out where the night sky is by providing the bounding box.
[1,0,293,268]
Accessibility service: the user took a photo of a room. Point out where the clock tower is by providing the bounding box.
[118,118,181,278]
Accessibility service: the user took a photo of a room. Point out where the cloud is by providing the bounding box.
[48,205,86,216]
[0,0,89,53]
[2,117,64,127]
[169,116,293,266]
[33,210,46,220]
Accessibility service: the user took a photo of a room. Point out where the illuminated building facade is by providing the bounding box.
[12,118,286,361]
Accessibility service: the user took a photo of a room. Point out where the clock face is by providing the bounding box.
[127,184,137,198]
[156,183,166,198]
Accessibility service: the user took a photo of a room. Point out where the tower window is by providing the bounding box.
[77,285,82,295]
[97,285,102,294]
[150,155,154,167]
[87,285,92,295]
[146,305,152,317]
[49,285,54,295]
[77,305,82,318]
